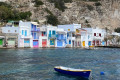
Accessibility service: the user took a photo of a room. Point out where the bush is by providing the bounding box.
[87,5,94,11]
[48,0,72,12]
[46,14,59,26]
[114,27,120,33]
[95,2,101,6]
[0,2,32,21]
[33,0,44,7]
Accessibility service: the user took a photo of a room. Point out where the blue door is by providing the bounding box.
[88,41,91,46]
[57,41,63,47]
[50,39,54,45]
[33,40,39,47]
[24,39,30,47]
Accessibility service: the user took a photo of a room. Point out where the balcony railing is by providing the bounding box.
[31,28,40,32]
[33,36,39,39]
[48,34,57,39]
[57,36,66,40]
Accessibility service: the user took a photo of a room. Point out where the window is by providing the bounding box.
[52,31,55,35]
[94,33,96,36]
[8,30,10,32]
[49,30,51,34]
[99,33,101,37]
[15,30,17,32]
[25,30,27,36]
[22,30,24,35]
[69,40,71,44]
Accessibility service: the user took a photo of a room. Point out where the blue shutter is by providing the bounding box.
[22,30,24,35]
[34,33,36,39]
[25,30,27,36]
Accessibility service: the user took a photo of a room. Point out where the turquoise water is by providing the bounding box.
[0,48,120,80]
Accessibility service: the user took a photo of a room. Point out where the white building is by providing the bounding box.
[83,27,106,47]
[39,25,48,47]
[56,28,67,47]
[58,24,81,47]
[18,21,33,48]
[2,24,19,48]
[47,25,57,47]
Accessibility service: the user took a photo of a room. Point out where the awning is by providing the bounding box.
[31,22,39,25]
[0,36,5,39]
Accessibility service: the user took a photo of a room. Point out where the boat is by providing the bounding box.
[54,66,91,78]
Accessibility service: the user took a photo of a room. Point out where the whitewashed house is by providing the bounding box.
[47,25,57,47]
[58,24,81,47]
[56,28,67,47]
[39,25,48,47]
[2,24,19,48]
[83,27,106,47]
[18,21,33,48]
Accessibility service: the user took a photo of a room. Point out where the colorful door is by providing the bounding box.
[82,41,85,47]
[33,40,39,48]
[24,39,30,47]
[0,39,3,46]
[57,41,63,47]
[42,39,47,47]
[88,41,91,46]
[50,39,54,45]
[8,39,15,46]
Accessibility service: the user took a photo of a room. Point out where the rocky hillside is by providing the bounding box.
[4,0,120,31]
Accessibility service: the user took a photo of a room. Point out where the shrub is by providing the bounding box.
[95,2,101,6]
[33,0,44,7]
[46,14,59,26]
[114,27,120,33]
[87,5,94,11]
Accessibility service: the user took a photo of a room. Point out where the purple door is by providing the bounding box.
[33,40,39,48]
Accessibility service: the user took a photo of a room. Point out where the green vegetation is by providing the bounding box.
[0,2,32,21]
[95,2,101,6]
[82,0,100,2]
[48,0,72,12]
[45,8,53,15]
[87,5,94,11]
[32,0,44,7]
[114,27,120,33]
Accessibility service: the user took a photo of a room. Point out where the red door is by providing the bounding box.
[42,39,47,47]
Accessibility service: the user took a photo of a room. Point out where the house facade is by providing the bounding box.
[2,25,19,48]
[58,24,81,47]
[31,22,40,48]
[39,26,47,47]
[56,28,67,47]
[18,21,33,48]
[47,26,57,47]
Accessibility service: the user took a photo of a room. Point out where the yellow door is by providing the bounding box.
[82,41,85,47]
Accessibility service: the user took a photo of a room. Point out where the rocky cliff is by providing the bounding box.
[5,0,120,31]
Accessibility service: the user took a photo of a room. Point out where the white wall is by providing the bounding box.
[58,24,81,32]
[2,27,19,33]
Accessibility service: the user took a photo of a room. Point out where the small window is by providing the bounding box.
[94,33,96,36]
[22,30,24,35]
[68,29,70,31]
[15,30,17,32]
[52,31,56,35]
[99,33,101,37]
[8,30,10,32]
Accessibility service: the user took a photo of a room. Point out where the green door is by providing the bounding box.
[0,39,3,45]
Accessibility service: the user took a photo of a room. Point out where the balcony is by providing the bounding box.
[31,28,40,32]
[57,36,66,40]
[48,34,57,39]
[20,35,32,39]
[33,36,39,40]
